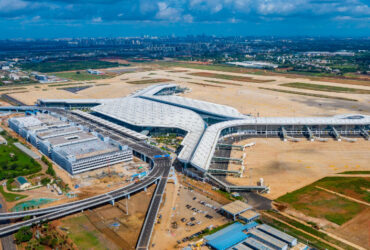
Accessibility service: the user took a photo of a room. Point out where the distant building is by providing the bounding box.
[87,69,104,75]
[227,61,278,69]
[16,176,31,190]
[35,74,48,82]
[1,66,10,71]
[9,73,20,81]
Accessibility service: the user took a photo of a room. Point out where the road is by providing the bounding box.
[0,197,16,250]
[0,108,171,250]
[136,158,171,249]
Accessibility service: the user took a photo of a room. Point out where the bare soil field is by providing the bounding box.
[331,208,370,249]
[188,71,273,83]
[227,138,370,200]
[6,65,370,117]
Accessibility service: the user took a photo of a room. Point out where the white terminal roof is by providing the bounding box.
[38,84,370,171]
[144,95,246,119]
[130,83,177,97]
[191,114,370,171]
[92,97,205,162]
[71,110,148,140]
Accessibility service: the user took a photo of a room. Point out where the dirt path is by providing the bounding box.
[279,211,367,250]
[262,212,345,250]
[316,186,370,207]
[151,180,179,250]
[329,174,370,178]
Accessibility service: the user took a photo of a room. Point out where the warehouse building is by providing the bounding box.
[8,114,132,175]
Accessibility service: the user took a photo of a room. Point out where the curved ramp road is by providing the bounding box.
[0,108,171,250]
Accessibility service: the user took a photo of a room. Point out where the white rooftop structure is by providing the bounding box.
[71,110,148,140]
[191,114,370,171]
[92,97,205,162]
[144,95,246,119]
[38,84,370,172]
[131,83,177,97]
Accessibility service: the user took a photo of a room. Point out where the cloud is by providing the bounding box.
[155,2,182,21]
[92,17,102,23]
[0,0,368,26]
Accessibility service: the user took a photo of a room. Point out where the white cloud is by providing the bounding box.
[92,17,102,22]
[0,0,28,12]
[183,14,194,22]
[155,2,182,21]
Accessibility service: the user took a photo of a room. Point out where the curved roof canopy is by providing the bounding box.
[92,97,205,163]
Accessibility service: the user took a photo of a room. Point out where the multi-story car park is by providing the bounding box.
[37,83,370,189]
[8,114,132,175]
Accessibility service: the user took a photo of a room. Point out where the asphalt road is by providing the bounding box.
[0,197,16,250]
[0,108,171,250]
[136,158,171,249]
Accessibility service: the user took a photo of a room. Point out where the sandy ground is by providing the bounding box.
[6,65,370,117]
[330,207,370,249]
[226,138,370,199]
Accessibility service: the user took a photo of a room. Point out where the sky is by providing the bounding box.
[0,0,369,38]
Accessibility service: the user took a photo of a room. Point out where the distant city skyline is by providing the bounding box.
[0,0,369,38]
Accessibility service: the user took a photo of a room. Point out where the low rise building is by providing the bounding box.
[9,114,132,175]
[16,176,31,190]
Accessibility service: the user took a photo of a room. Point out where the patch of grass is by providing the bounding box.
[188,72,273,83]
[0,131,42,180]
[0,186,27,202]
[156,61,265,75]
[53,71,112,81]
[204,80,242,86]
[315,177,370,203]
[339,171,370,175]
[20,60,120,73]
[61,215,107,250]
[188,82,225,88]
[277,177,368,225]
[216,190,242,201]
[0,87,27,92]
[126,78,171,84]
[281,82,370,94]
[259,87,358,102]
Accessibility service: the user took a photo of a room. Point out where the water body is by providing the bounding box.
[11,198,58,212]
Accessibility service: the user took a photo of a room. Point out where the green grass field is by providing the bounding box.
[259,87,358,102]
[0,186,27,202]
[314,177,370,203]
[53,71,112,81]
[277,177,369,225]
[339,171,370,175]
[280,82,370,94]
[0,132,42,180]
[20,60,120,73]
[61,215,108,250]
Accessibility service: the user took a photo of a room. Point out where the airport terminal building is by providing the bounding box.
[35,83,370,185]
[9,114,132,175]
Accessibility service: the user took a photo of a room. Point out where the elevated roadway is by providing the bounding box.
[0,108,172,250]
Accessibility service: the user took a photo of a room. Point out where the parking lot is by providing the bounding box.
[152,180,229,249]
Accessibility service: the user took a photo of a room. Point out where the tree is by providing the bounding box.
[41,177,51,186]
[46,165,56,177]
[15,226,32,244]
